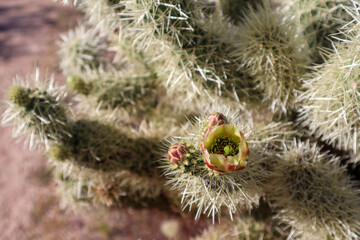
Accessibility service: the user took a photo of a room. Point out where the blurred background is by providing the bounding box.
[0,1,210,239]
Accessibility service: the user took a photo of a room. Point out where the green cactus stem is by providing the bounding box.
[63,119,161,175]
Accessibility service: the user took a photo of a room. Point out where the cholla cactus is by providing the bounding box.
[231,2,309,115]
[66,72,157,110]
[58,24,107,74]
[2,69,71,149]
[3,70,170,209]
[278,0,352,64]
[267,140,360,239]
[162,109,292,222]
[4,0,360,238]
[298,10,360,154]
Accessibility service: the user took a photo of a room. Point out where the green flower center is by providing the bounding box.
[224,145,233,156]
[209,136,239,156]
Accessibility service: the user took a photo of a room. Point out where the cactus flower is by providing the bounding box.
[168,143,187,164]
[200,124,249,173]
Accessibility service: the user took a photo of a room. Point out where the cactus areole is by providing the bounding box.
[168,143,187,164]
[200,124,249,173]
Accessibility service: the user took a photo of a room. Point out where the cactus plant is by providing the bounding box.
[230,2,309,115]
[3,0,360,239]
[298,3,360,157]
[267,140,360,239]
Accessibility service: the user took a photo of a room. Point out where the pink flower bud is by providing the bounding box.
[205,112,227,128]
[168,143,187,164]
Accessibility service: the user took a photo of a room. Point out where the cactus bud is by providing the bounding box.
[167,143,187,164]
[66,75,92,95]
[7,85,31,107]
[205,112,227,128]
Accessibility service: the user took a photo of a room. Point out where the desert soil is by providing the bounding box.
[0,1,209,239]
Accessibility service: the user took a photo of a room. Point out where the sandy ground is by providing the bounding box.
[0,1,209,239]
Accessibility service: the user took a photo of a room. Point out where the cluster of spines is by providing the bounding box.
[266,140,360,239]
[5,0,360,239]
[230,2,309,115]
[66,73,157,110]
[281,0,352,64]
[58,24,108,75]
[75,0,250,106]
[5,84,160,175]
[45,118,162,178]
[3,72,172,209]
[162,109,293,222]
[55,169,165,209]
[2,72,71,149]
[297,8,360,155]
[57,0,319,119]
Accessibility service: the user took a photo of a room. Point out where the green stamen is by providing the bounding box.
[224,145,233,156]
